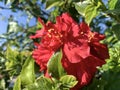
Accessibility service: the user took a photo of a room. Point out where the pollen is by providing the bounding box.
[47,33,52,38]
[81,32,84,35]
[48,29,54,33]
[88,32,94,42]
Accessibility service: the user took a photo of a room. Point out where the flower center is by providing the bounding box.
[88,32,94,42]
[44,28,63,50]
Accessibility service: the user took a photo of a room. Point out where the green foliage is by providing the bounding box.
[60,75,78,89]
[47,50,66,79]
[75,1,90,16]
[108,0,118,10]
[0,79,5,90]
[20,57,35,86]
[46,0,64,10]
[13,76,21,90]
[5,46,23,76]
[25,76,53,90]
[12,50,77,90]
[13,56,35,89]
[75,0,101,24]
[84,1,100,24]
[112,24,120,40]
[25,75,78,90]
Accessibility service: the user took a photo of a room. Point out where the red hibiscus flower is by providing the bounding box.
[30,13,109,90]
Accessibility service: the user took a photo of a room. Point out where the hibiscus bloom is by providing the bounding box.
[30,13,109,90]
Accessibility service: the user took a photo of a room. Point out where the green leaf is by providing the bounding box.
[47,50,66,79]
[114,0,120,9]
[74,0,90,16]
[19,0,24,3]
[5,46,19,70]
[13,76,21,90]
[0,79,5,90]
[26,76,53,90]
[109,0,119,9]
[60,75,78,88]
[46,0,64,10]
[84,2,101,24]
[112,24,120,40]
[20,56,35,86]
[105,9,120,15]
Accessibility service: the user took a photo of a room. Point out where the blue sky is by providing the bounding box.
[0,1,36,34]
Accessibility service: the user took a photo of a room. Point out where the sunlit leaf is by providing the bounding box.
[74,0,90,16]
[109,0,117,9]
[20,56,35,86]
[84,1,101,24]
[47,50,66,79]
[26,76,53,90]
[13,76,21,90]
[60,75,78,89]
[46,0,64,10]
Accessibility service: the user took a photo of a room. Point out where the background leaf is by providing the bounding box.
[112,24,120,40]
[46,0,64,10]
[84,1,100,24]
[74,1,90,16]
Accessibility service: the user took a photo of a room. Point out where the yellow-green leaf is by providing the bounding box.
[13,76,21,90]
[20,57,35,86]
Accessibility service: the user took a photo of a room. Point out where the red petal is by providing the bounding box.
[38,17,45,26]
[30,29,44,39]
[63,41,90,63]
[32,45,54,71]
[62,55,105,90]
[79,22,90,33]
[90,42,109,60]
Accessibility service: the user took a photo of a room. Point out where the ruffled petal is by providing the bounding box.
[90,42,109,60]
[32,45,54,71]
[63,41,90,63]
[62,55,105,90]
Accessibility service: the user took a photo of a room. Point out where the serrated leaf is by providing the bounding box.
[84,2,100,24]
[13,76,21,90]
[47,50,66,79]
[20,57,35,86]
[74,0,90,16]
[26,76,53,90]
[60,75,78,88]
